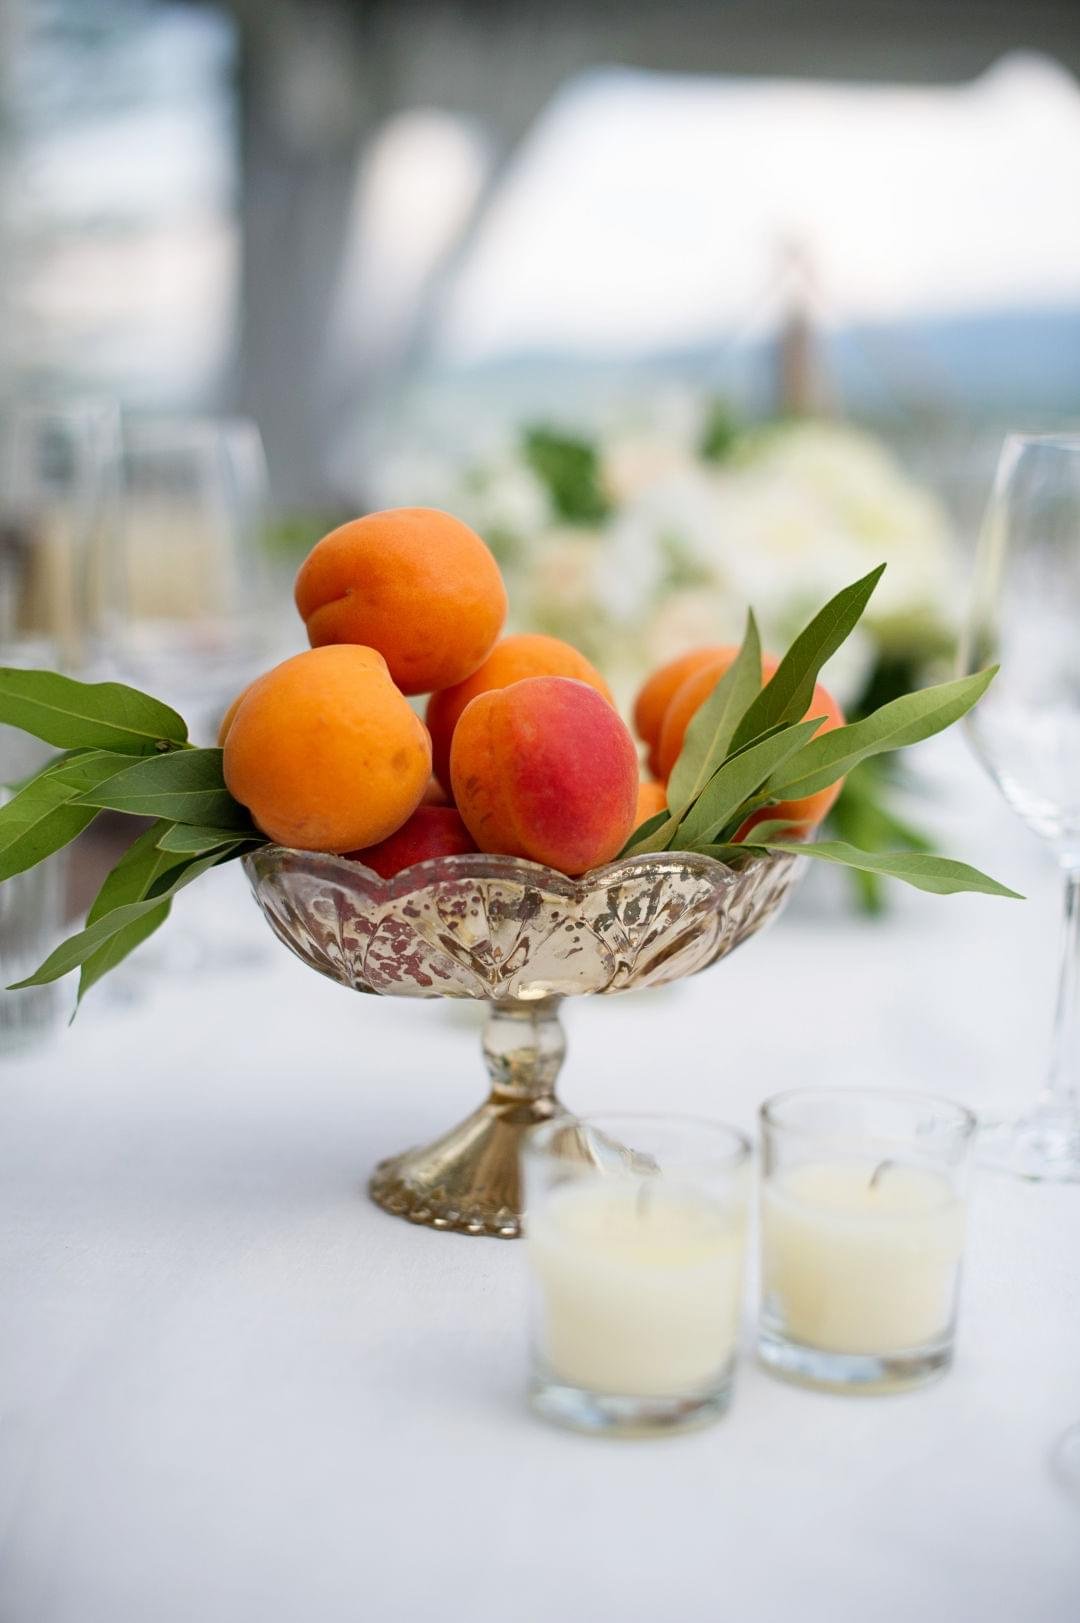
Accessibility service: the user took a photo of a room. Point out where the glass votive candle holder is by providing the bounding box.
[758,1087,976,1394]
[522,1113,752,1437]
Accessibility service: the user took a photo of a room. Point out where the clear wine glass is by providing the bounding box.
[0,399,122,1045]
[106,415,274,741]
[102,416,275,983]
[0,398,122,672]
[959,432,1080,1183]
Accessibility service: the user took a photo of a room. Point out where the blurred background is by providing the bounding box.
[1,0,1079,1032]
[2,0,1078,501]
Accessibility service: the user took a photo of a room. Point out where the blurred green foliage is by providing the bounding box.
[522,427,611,525]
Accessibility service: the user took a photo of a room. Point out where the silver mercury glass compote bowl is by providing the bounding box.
[243,845,802,1237]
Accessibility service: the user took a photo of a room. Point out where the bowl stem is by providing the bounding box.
[368,997,567,1237]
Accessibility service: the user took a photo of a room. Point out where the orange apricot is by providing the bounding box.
[656,650,846,835]
[218,645,391,747]
[655,647,746,781]
[348,806,477,878]
[223,645,430,852]
[450,676,639,876]
[294,507,507,695]
[217,685,250,747]
[426,632,613,791]
[634,780,668,828]
[632,647,726,775]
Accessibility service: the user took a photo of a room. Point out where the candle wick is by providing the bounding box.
[869,1159,894,1191]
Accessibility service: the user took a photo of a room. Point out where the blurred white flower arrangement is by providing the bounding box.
[372,403,959,909]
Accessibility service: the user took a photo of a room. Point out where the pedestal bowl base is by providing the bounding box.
[370,995,568,1238]
[243,845,802,1237]
[369,1093,565,1238]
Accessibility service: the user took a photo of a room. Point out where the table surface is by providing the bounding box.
[1,737,1078,1623]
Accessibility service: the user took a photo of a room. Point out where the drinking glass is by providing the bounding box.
[959,432,1080,1181]
[758,1088,976,1394]
[0,400,122,1045]
[0,399,121,671]
[107,416,273,740]
[522,1113,751,1436]
[100,417,274,980]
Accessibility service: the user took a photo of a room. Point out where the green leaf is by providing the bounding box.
[77,822,191,1000]
[156,822,265,854]
[827,764,935,916]
[688,842,751,867]
[49,749,145,793]
[0,668,188,754]
[86,822,190,923]
[719,817,798,844]
[9,849,227,992]
[0,776,98,881]
[678,717,824,846]
[765,668,998,803]
[755,839,1023,899]
[71,748,251,828]
[4,748,90,793]
[618,809,674,858]
[0,751,139,881]
[79,902,172,1003]
[730,565,885,751]
[667,611,762,818]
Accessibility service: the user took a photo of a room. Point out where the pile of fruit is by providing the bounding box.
[0,503,1018,1006]
[220,506,847,879]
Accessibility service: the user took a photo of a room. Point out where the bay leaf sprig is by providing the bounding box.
[9,844,255,999]
[0,666,268,1004]
[728,564,885,751]
[620,565,1018,902]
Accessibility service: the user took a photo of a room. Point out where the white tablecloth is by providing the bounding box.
[1,738,1078,1623]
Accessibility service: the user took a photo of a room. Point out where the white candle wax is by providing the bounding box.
[528,1180,747,1396]
[761,1160,965,1355]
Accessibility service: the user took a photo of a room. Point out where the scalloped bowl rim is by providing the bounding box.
[241,842,788,904]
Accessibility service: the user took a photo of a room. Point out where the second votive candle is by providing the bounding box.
[758,1087,976,1393]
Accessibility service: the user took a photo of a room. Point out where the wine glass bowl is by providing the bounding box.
[243,844,803,1235]
[960,432,1080,1180]
[108,415,272,731]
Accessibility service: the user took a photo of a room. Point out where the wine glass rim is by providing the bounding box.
[760,1085,977,1139]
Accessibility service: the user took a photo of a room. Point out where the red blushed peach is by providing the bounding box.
[426,632,613,792]
[450,676,639,876]
[347,806,477,878]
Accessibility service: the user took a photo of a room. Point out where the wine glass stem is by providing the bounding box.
[1045,864,1080,1113]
